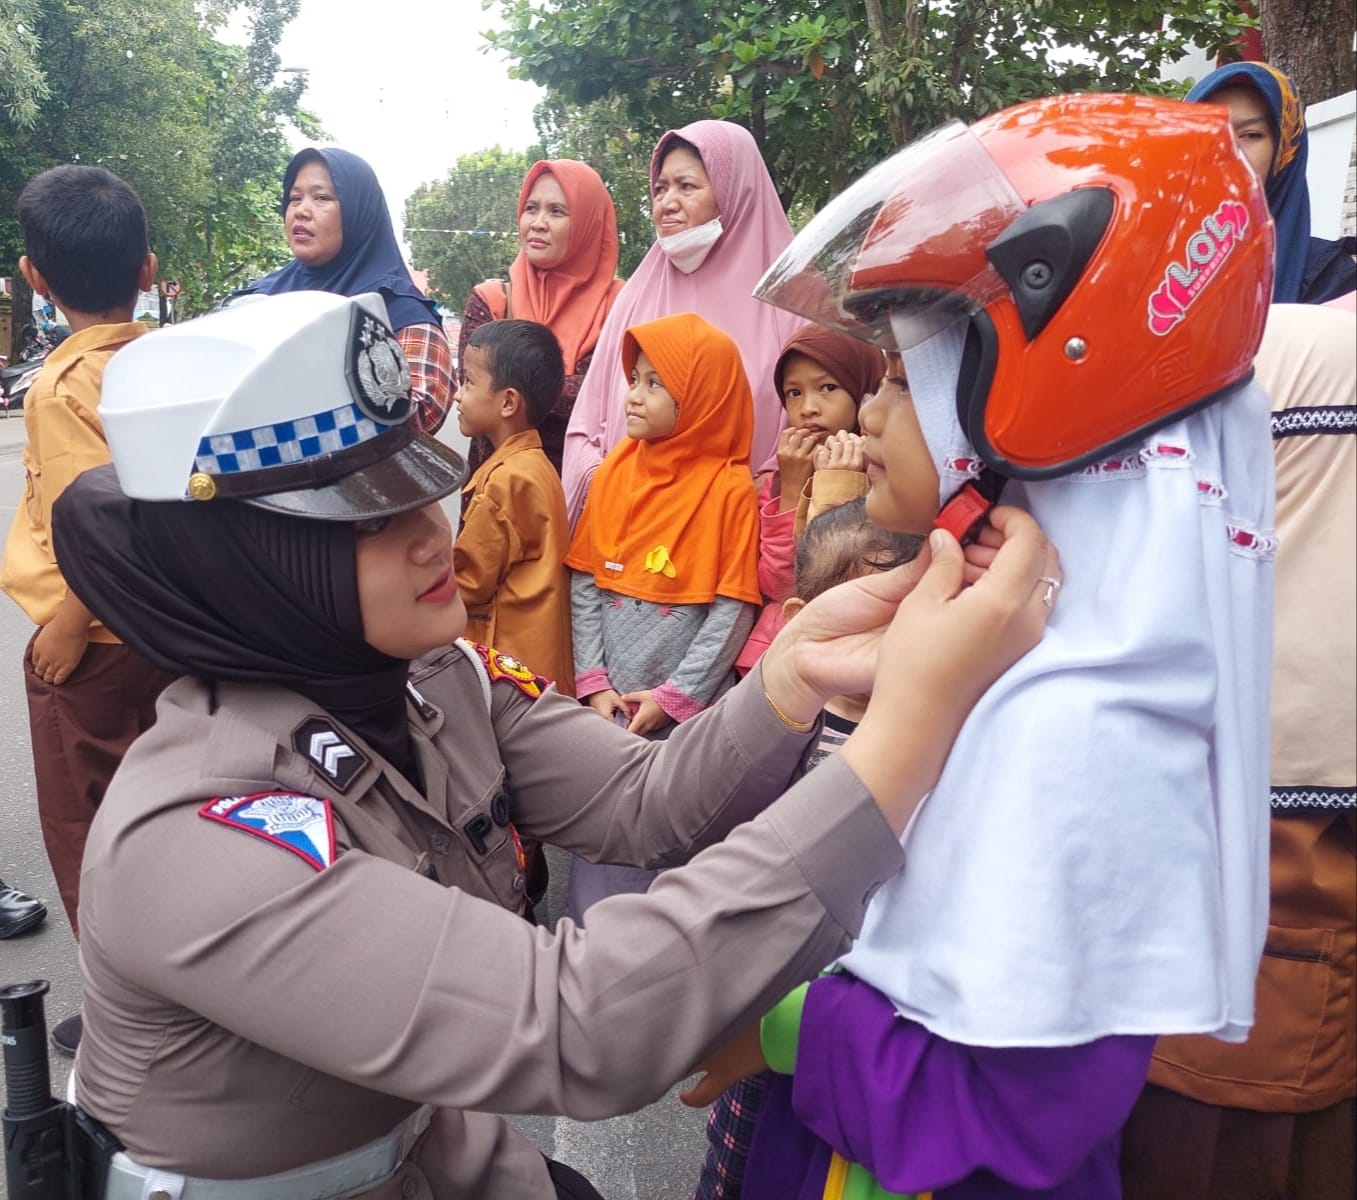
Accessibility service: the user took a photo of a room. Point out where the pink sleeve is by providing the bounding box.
[755,474,796,603]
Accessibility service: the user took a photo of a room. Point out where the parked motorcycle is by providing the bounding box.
[0,323,70,416]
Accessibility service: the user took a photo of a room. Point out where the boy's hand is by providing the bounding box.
[619,690,671,736]
[679,1022,767,1108]
[774,427,821,513]
[31,618,90,686]
[813,430,865,472]
[585,689,630,724]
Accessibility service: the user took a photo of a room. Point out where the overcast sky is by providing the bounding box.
[238,1,542,253]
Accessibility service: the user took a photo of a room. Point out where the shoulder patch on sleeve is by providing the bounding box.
[468,642,549,700]
[198,792,336,872]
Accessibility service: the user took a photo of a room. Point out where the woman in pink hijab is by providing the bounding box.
[561,120,803,523]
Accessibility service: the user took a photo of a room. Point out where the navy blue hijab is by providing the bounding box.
[243,147,440,331]
[1187,62,1310,303]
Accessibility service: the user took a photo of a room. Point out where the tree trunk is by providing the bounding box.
[1260,0,1355,104]
[10,274,34,363]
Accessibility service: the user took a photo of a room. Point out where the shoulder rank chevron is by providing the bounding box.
[199,792,336,872]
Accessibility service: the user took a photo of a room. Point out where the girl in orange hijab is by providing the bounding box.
[459,159,624,474]
[564,312,761,916]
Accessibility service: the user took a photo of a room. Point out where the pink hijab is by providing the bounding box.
[561,119,801,523]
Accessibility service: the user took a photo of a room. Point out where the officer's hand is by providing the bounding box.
[619,690,671,736]
[678,1021,767,1109]
[31,618,91,686]
[841,508,1060,832]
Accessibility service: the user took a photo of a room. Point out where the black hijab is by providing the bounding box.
[53,465,412,771]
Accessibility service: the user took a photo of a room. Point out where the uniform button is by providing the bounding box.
[511,871,526,893]
[150,1192,173,1200]
[430,833,450,853]
[401,1177,420,1199]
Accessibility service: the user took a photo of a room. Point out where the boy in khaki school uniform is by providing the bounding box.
[0,165,175,1055]
[453,318,574,696]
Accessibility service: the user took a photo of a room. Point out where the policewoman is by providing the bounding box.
[51,291,1057,1199]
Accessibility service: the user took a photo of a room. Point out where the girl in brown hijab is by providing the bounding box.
[736,324,885,672]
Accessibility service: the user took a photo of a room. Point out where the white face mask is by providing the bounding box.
[658,217,724,274]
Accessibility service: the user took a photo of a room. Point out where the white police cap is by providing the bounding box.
[99,290,465,520]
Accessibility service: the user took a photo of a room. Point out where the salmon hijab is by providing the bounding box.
[561,120,802,522]
[566,313,761,606]
[774,323,886,411]
[476,159,624,371]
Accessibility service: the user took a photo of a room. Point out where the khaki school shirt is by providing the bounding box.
[1,321,146,636]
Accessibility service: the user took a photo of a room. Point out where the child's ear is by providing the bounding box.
[137,252,159,293]
[17,255,50,298]
[499,387,524,420]
[781,596,806,622]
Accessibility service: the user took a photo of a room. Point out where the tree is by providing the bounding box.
[1259,0,1355,104]
[489,0,1257,213]
[404,146,543,311]
[1,0,316,354]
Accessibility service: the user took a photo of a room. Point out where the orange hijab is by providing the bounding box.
[477,159,624,372]
[566,313,761,606]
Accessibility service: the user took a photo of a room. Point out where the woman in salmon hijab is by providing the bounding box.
[561,120,804,524]
[459,159,624,474]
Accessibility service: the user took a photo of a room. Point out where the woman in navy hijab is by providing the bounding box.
[241,147,455,432]
[1187,62,1356,305]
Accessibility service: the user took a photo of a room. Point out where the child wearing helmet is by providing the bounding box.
[688,93,1277,1199]
[47,290,1058,1196]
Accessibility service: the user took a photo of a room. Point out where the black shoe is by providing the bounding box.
[50,1013,82,1058]
[0,879,47,938]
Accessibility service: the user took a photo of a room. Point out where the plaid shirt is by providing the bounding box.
[396,322,455,436]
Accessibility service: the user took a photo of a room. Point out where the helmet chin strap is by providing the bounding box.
[933,467,1005,545]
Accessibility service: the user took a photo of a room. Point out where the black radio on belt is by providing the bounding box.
[2,980,122,1200]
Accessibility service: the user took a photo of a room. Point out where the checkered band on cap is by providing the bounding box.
[194,402,383,476]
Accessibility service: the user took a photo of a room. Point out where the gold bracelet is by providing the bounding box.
[765,691,816,733]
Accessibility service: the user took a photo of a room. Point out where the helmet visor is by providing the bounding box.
[755,122,1027,349]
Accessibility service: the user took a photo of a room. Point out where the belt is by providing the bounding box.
[100,1105,433,1200]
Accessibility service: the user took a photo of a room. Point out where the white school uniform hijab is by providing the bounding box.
[838,322,1276,1047]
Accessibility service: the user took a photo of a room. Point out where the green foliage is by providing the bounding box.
[404,146,544,311]
[489,0,1257,214]
[0,0,317,322]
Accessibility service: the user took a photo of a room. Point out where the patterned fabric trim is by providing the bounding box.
[1196,477,1228,505]
[652,680,705,723]
[1271,406,1356,440]
[1140,442,1193,467]
[1225,520,1278,561]
[195,402,380,474]
[1271,786,1356,809]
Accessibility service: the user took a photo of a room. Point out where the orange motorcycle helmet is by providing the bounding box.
[755,93,1274,478]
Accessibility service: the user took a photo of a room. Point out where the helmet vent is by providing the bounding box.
[986,187,1115,341]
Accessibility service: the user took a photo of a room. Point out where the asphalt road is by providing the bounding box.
[0,410,709,1199]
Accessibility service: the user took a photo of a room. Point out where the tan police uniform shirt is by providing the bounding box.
[75,643,904,1197]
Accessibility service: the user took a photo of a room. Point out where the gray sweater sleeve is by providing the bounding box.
[662,595,758,710]
[570,570,608,687]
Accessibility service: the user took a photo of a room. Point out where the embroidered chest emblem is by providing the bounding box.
[470,643,549,699]
[199,792,336,872]
[293,716,369,791]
